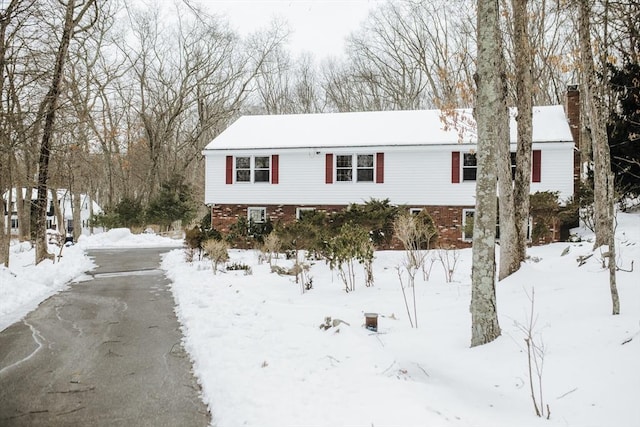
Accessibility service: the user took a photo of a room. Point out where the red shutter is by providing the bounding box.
[325,153,333,184]
[451,151,460,183]
[271,155,279,184]
[225,156,233,184]
[375,152,384,183]
[532,150,541,183]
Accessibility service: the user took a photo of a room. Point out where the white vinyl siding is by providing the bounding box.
[204,143,574,207]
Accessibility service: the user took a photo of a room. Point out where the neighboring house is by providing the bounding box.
[2,188,103,236]
[203,90,580,248]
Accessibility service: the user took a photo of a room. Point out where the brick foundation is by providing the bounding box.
[211,203,475,249]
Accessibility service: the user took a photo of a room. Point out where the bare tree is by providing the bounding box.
[0,0,31,266]
[470,0,504,347]
[576,0,619,314]
[340,0,476,111]
[511,0,534,267]
[496,40,519,281]
[117,3,287,205]
[34,0,99,264]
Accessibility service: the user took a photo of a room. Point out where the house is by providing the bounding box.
[203,91,580,247]
[3,188,103,237]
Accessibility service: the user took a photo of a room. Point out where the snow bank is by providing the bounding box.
[0,242,94,331]
[78,228,183,249]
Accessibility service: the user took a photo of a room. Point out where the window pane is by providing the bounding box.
[463,153,477,166]
[255,156,270,169]
[463,168,477,181]
[357,154,373,168]
[336,169,352,182]
[336,155,352,168]
[236,169,250,182]
[248,208,265,223]
[254,170,269,182]
[357,169,374,182]
[236,157,250,169]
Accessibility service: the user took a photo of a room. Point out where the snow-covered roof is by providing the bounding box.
[203,105,574,151]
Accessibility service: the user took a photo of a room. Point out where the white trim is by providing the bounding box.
[247,207,266,223]
[334,153,376,183]
[296,207,316,220]
[235,155,271,184]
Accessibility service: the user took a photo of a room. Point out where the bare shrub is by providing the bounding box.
[436,246,460,282]
[203,239,229,275]
[422,253,437,281]
[393,212,437,328]
[514,288,550,419]
[261,232,281,266]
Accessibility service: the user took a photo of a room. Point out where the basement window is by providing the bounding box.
[296,207,316,220]
[247,207,266,224]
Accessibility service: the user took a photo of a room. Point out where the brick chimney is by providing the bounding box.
[566,85,580,148]
[566,85,581,196]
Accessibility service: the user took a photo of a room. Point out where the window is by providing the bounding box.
[462,210,498,241]
[336,155,352,182]
[11,218,18,229]
[409,208,423,216]
[357,154,374,182]
[463,153,477,181]
[254,156,270,182]
[336,154,375,182]
[247,207,266,224]
[296,207,316,220]
[236,156,251,182]
[463,152,517,181]
[235,156,271,183]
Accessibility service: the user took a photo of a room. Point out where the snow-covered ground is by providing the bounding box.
[1,217,638,426]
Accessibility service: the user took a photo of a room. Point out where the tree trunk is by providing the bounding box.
[51,188,65,235]
[35,0,96,263]
[89,187,95,234]
[470,0,503,347]
[577,0,612,248]
[72,191,81,241]
[576,0,619,314]
[0,1,17,267]
[16,185,30,241]
[512,0,534,265]
[496,40,518,281]
[0,167,9,267]
[607,172,619,314]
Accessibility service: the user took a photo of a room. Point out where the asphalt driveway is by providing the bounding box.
[0,247,210,426]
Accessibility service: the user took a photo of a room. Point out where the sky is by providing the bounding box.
[201,0,382,58]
